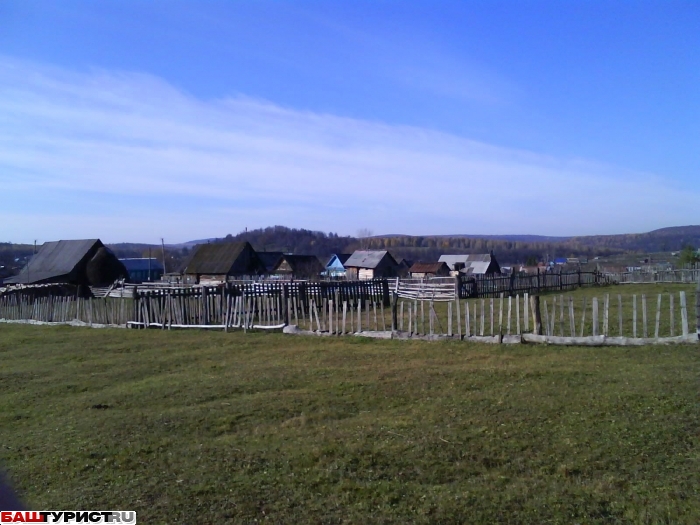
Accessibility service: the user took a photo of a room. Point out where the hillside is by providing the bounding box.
[0,242,35,280]
[219,226,358,258]
[2,226,699,280]
[217,225,700,264]
[567,225,700,252]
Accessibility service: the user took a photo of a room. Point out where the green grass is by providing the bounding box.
[1,324,700,523]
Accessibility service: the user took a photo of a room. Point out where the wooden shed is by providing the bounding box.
[408,261,451,278]
[271,254,324,280]
[5,239,127,287]
[182,242,266,284]
[344,250,399,280]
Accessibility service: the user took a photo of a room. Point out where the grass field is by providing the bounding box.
[1,298,700,523]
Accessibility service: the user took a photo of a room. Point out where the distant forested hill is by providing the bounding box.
[567,226,700,253]
[3,226,699,280]
[218,225,700,264]
[361,236,620,264]
[221,226,358,257]
[218,227,620,264]
[0,242,35,280]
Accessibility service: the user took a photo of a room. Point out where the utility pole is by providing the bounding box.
[161,238,167,275]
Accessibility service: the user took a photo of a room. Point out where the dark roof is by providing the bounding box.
[344,250,397,269]
[183,242,262,275]
[273,254,324,275]
[257,252,284,272]
[409,261,450,274]
[119,258,164,272]
[332,253,352,265]
[6,239,101,284]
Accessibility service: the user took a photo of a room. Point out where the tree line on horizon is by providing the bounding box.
[2,225,699,280]
[214,225,700,265]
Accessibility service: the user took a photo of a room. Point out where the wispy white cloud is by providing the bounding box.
[0,56,695,243]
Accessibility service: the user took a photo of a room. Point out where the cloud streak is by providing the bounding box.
[0,56,695,243]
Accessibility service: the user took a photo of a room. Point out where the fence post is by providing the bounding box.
[578,268,582,288]
[282,283,289,326]
[391,292,398,332]
[679,291,688,337]
[509,272,515,296]
[696,277,700,339]
[382,279,390,307]
[131,286,138,328]
[534,295,542,335]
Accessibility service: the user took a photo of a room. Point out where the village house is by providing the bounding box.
[271,254,324,280]
[257,252,284,274]
[322,253,352,278]
[396,258,413,278]
[5,239,127,287]
[408,261,450,278]
[438,252,501,277]
[182,242,266,284]
[119,258,164,283]
[344,250,399,280]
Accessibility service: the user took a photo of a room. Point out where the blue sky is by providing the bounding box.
[1,1,699,243]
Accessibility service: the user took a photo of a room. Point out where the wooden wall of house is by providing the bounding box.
[358,268,375,280]
[374,256,399,278]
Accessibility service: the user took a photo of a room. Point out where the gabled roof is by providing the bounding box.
[183,242,259,275]
[119,258,164,272]
[438,254,491,269]
[257,252,284,272]
[461,261,491,274]
[344,250,397,269]
[273,254,324,275]
[6,239,102,284]
[326,253,352,267]
[409,261,450,274]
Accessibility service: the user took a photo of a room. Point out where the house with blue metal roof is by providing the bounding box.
[322,253,352,278]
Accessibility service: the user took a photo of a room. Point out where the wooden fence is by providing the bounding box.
[397,278,456,301]
[129,284,393,331]
[390,290,698,345]
[461,270,608,298]
[0,293,131,326]
[603,269,700,284]
[2,277,698,346]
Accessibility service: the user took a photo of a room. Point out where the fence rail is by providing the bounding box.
[603,269,700,284]
[461,270,608,299]
[0,293,130,325]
